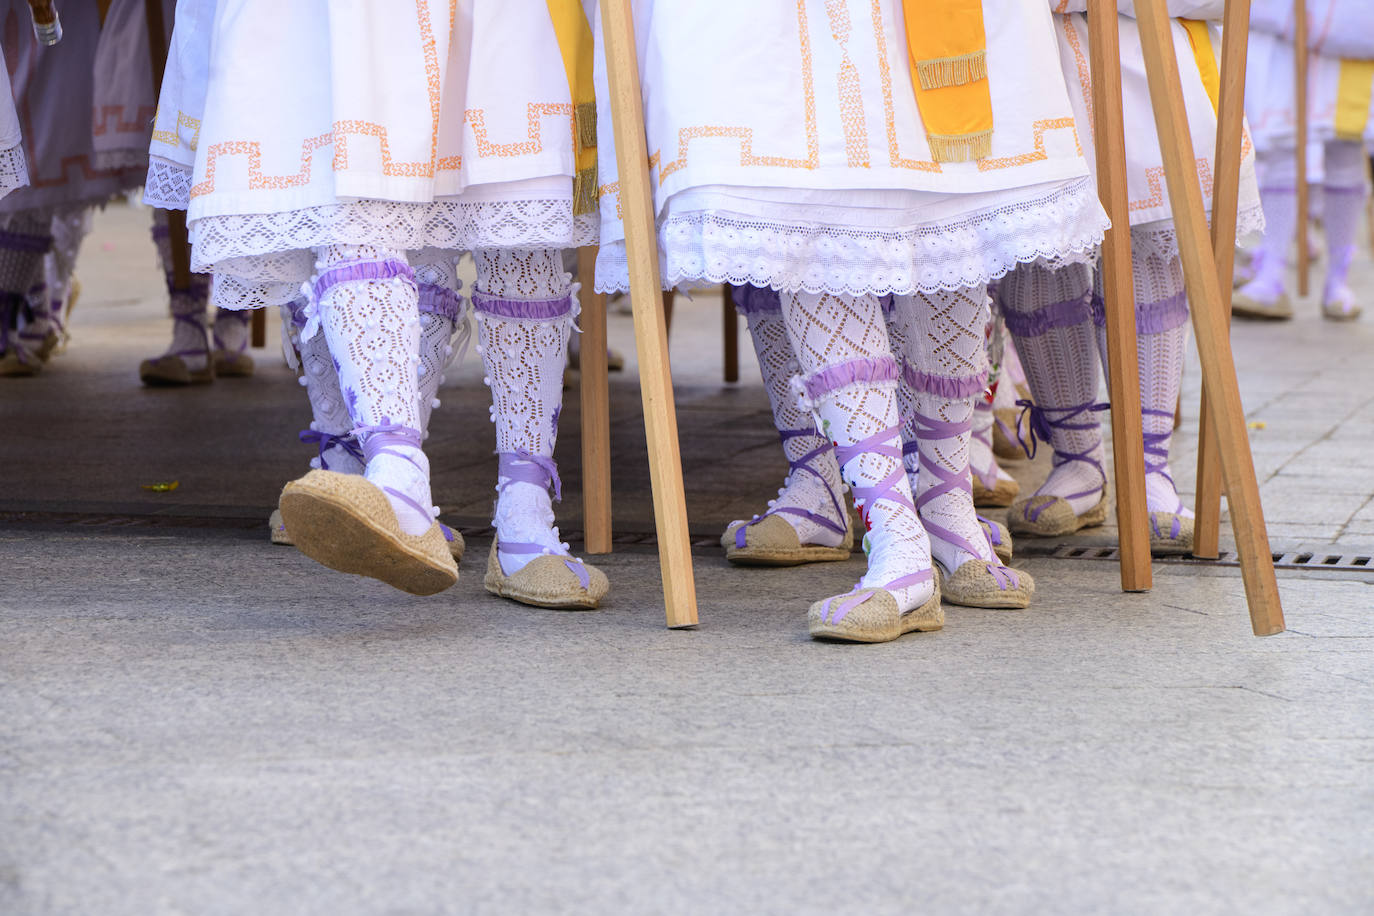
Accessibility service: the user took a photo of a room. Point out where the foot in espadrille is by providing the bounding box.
[484,536,607,609]
[724,288,853,566]
[1009,487,1109,537]
[936,558,1033,610]
[269,505,466,561]
[279,470,458,596]
[809,584,943,642]
[140,308,214,386]
[979,515,1013,564]
[211,309,256,377]
[1149,512,1193,556]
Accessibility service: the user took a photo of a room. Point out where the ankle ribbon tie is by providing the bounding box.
[298,429,363,471]
[498,450,563,503]
[1016,399,1108,522]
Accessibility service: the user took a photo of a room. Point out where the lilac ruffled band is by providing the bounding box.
[901,360,988,400]
[417,282,462,322]
[313,258,415,303]
[472,289,572,320]
[0,229,51,253]
[732,284,780,315]
[1136,290,1189,334]
[801,356,900,402]
[1001,291,1094,338]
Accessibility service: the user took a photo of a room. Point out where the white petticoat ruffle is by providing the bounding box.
[0,144,29,200]
[595,176,1111,296]
[195,198,597,310]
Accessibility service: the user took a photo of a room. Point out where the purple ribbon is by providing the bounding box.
[298,429,363,470]
[498,450,563,502]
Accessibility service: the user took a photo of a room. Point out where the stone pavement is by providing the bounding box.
[1,202,1372,914]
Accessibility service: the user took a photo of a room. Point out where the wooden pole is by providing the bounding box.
[599,0,699,628]
[722,285,739,383]
[250,309,266,347]
[1135,0,1284,636]
[1087,2,1152,592]
[1294,0,1309,297]
[1194,0,1252,560]
[578,246,613,555]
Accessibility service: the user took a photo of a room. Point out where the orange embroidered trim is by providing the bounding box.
[150,108,202,151]
[93,104,156,137]
[826,0,871,168]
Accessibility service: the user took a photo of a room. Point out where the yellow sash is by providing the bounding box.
[1179,20,1220,115]
[547,0,598,214]
[1335,59,1374,141]
[903,0,992,162]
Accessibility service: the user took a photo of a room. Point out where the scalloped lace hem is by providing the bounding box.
[198,199,596,310]
[594,176,1110,296]
[143,157,192,210]
[0,144,29,198]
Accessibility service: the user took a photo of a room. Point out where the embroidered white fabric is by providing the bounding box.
[780,290,934,611]
[0,144,29,199]
[596,177,1108,297]
[143,157,193,211]
[732,305,848,548]
[192,199,593,307]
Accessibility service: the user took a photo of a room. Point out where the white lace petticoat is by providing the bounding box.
[595,176,1112,297]
[0,144,29,200]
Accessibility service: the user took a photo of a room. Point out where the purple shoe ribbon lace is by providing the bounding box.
[212,308,251,356]
[818,421,933,625]
[735,428,848,549]
[355,422,434,523]
[912,409,1019,590]
[298,428,363,471]
[1142,406,1184,539]
[978,515,1003,548]
[1015,399,1109,522]
[495,450,588,589]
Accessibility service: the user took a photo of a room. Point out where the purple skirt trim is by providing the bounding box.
[314,258,415,303]
[1136,290,1189,335]
[0,229,51,253]
[472,289,572,320]
[732,284,781,315]
[802,356,899,401]
[1002,292,1094,338]
[902,362,988,400]
[417,282,462,322]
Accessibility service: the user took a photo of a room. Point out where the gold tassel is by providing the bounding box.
[573,166,599,215]
[575,102,598,153]
[914,50,987,91]
[926,130,992,163]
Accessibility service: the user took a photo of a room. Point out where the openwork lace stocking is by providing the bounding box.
[998,261,1107,514]
[286,298,364,476]
[781,290,934,611]
[37,207,90,347]
[1101,230,1192,519]
[413,249,466,432]
[888,288,997,571]
[474,247,578,574]
[151,208,212,368]
[732,285,848,547]
[1322,139,1368,311]
[313,243,433,536]
[0,210,51,363]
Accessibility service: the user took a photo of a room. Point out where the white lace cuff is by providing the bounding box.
[0,144,29,200]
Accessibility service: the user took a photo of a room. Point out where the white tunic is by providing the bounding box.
[592,0,1110,296]
[91,0,175,174]
[150,0,595,309]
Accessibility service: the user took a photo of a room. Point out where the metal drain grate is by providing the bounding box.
[1017,542,1374,572]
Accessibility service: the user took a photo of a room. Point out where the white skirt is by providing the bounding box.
[0,1,138,215]
[91,0,174,174]
[591,0,1109,296]
[0,46,27,202]
[154,0,595,308]
[1246,30,1374,156]
[1055,14,1265,251]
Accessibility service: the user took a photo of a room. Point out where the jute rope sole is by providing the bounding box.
[268,506,465,561]
[808,587,944,643]
[721,514,853,566]
[483,538,608,610]
[139,354,213,386]
[936,559,1033,610]
[1008,491,1110,538]
[278,470,458,596]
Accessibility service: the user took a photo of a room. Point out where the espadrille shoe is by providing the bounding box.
[972,475,1018,508]
[213,350,255,377]
[278,470,458,596]
[139,353,214,386]
[992,405,1029,461]
[484,536,608,609]
[979,516,1013,564]
[1231,287,1293,321]
[936,558,1033,610]
[0,350,39,376]
[722,514,853,566]
[1007,488,1110,538]
[269,505,466,561]
[1148,511,1193,556]
[808,586,943,643]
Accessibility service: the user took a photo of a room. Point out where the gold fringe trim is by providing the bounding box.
[573,166,599,215]
[926,130,992,163]
[915,51,987,90]
[575,102,597,153]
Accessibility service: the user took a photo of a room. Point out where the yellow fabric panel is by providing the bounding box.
[546,0,598,213]
[1179,19,1220,116]
[1335,59,1374,142]
[903,0,992,162]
